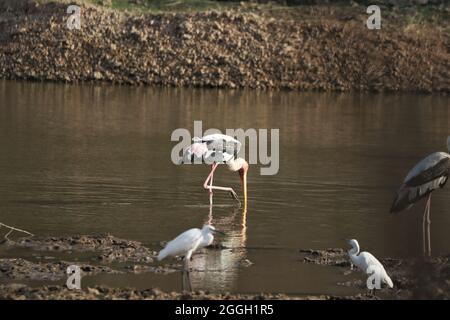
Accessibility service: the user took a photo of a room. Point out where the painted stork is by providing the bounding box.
[390,136,450,256]
[180,134,248,210]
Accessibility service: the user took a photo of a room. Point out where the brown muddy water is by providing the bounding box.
[0,80,449,296]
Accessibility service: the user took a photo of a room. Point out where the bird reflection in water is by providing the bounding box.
[185,206,248,292]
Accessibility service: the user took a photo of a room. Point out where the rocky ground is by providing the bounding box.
[0,283,338,300]
[0,234,311,300]
[0,234,448,299]
[12,234,156,263]
[300,248,450,299]
[0,0,448,91]
[0,258,120,281]
[0,234,179,278]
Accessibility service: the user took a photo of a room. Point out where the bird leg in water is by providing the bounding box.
[180,256,193,292]
[206,204,213,225]
[203,164,241,206]
[422,193,432,257]
[422,199,428,256]
[186,271,192,292]
[182,256,190,271]
[187,271,192,292]
[209,166,214,206]
[181,268,192,292]
[426,194,432,257]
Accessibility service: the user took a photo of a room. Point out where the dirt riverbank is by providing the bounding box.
[1,234,449,299]
[0,234,327,300]
[300,248,450,299]
[0,1,448,92]
[0,283,344,300]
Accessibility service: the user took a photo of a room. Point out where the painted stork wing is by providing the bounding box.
[390,177,447,213]
[391,154,450,213]
[390,188,414,213]
[199,133,240,144]
[179,142,209,164]
[200,134,241,151]
[406,157,450,187]
[197,134,241,163]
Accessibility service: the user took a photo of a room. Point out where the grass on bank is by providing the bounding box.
[112,0,240,13]
[35,0,449,32]
[36,0,243,13]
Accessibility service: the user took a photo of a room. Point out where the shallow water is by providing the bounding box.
[0,80,449,295]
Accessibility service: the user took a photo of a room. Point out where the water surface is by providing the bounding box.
[0,80,449,294]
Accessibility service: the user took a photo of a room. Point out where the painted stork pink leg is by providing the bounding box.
[203,163,241,206]
[422,198,428,256]
[420,193,432,257]
[209,164,214,206]
[426,193,432,256]
[203,163,219,206]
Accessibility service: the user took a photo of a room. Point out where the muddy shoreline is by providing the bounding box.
[0,1,449,92]
[1,234,449,300]
[300,248,450,299]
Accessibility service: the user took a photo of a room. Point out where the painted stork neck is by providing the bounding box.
[227,158,248,210]
[227,158,246,172]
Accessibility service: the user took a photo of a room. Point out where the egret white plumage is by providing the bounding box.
[390,136,450,256]
[180,134,248,209]
[158,224,223,292]
[157,224,224,269]
[347,239,394,289]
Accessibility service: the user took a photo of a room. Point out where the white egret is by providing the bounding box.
[180,134,248,210]
[347,239,394,289]
[390,136,450,256]
[158,224,224,292]
[158,224,224,268]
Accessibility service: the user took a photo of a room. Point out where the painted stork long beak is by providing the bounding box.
[238,161,249,210]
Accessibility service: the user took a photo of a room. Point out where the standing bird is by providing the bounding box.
[180,134,248,210]
[158,224,224,291]
[347,239,394,290]
[390,137,450,256]
[157,224,224,268]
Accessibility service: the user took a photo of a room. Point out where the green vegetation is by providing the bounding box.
[33,0,450,31]
[35,0,241,13]
[100,0,240,13]
[400,5,450,32]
